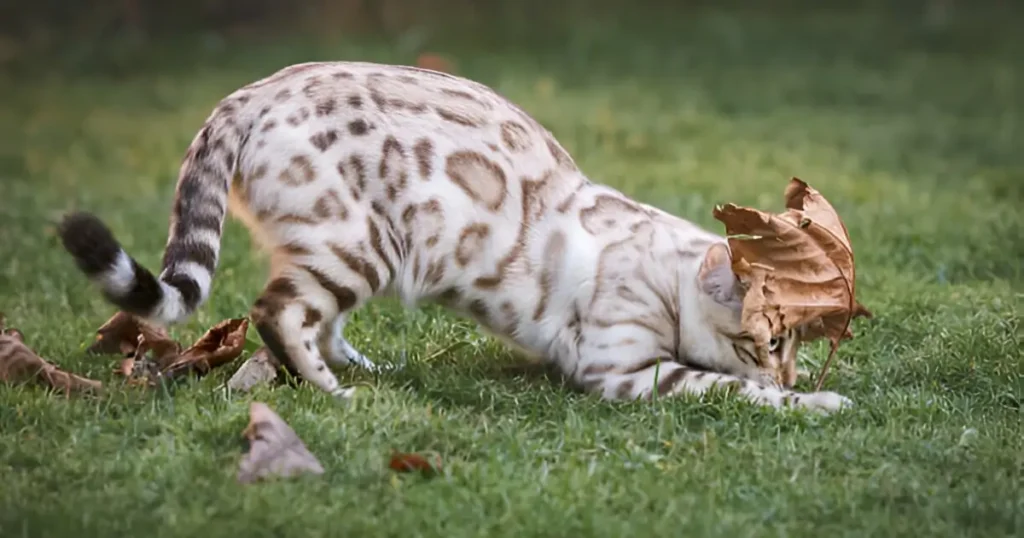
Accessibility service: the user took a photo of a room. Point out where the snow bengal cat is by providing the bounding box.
[58,61,852,413]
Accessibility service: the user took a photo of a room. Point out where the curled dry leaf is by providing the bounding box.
[238,401,324,484]
[87,311,170,357]
[115,319,181,386]
[134,324,181,365]
[0,316,102,395]
[160,318,249,378]
[712,177,872,389]
[89,313,249,384]
[388,452,442,476]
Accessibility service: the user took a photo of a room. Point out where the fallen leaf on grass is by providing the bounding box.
[388,452,442,476]
[89,312,250,385]
[133,323,181,366]
[159,318,249,378]
[712,177,872,389]
[102,316,179,385]
[226,346,282,393]
[0,315,102,395]
[238,401,324,484]
[86,311,166,357]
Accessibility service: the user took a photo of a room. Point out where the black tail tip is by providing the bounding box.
[58,211,122,277]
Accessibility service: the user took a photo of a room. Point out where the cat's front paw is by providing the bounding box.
[795,391,854,414]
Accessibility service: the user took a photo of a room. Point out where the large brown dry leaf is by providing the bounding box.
[92,314,249,384]
[111,316,180,385]
[0,316,102,395]
[87,311,171,357]
[712,178,872,388]
[238,401,325,484]
[133,323,181,365]
[160,318,249,378]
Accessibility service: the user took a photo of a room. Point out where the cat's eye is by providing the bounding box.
[768,337,782,352]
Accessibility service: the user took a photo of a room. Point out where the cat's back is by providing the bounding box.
[220,61,576,181]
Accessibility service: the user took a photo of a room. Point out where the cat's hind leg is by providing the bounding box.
[250,249,381,397]
[319,314,379,371]
[249,272,346,397]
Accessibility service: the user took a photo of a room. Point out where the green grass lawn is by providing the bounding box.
[1,5,1022,537]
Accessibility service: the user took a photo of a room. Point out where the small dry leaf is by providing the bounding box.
[226,347,282,393]
[238,401,324,484]
[712,177,872,389]
[388,452,442,476]
[0,317,102,395]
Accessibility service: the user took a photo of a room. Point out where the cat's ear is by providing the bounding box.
[697,243,743,310]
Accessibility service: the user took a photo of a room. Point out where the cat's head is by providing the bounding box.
[695,242,800,388]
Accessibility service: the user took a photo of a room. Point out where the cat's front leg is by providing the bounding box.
[596,361,850,413]
[575,339,852,413]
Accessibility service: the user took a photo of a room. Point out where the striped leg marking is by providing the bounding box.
[583,358,853,414]
[250,274,351,398]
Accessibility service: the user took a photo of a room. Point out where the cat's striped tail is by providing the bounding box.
[59,105,247,326]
